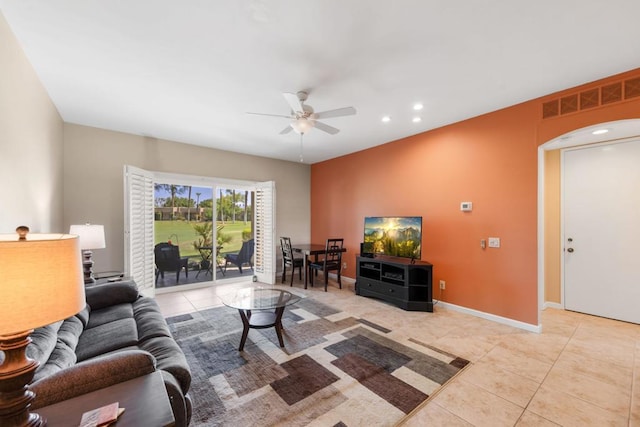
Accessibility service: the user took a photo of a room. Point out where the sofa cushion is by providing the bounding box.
[87,303,134,329]
[28,321,63,368]
[75,305,91,328]
[57,315,84,350]
[139,336,191,393]
[33,339,78,382]
[85,280,139,310]
[133,298,172,342]
[76,318,138,362]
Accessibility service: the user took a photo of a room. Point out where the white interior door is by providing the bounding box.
[563,139,640,323]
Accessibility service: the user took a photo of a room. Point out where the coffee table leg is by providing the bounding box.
[238,309,250,351]
[274,307,285,347]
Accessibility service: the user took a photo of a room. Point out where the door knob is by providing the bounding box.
[567,248,574,253]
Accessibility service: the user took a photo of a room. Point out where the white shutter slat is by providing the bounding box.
[124,165,155,296]
[254,181,275,284]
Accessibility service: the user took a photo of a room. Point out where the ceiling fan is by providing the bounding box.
[247,91,356,135]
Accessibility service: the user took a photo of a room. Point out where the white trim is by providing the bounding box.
[537,147,545,327]
[543,301,563,310]
[437,301,542,333]
[154,170,259,190]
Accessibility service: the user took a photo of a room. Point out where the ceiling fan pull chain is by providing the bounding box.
[299,133,304,163]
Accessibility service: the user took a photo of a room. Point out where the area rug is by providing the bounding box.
[166,296,470,427]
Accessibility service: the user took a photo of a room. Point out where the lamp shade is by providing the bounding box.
[69,224,106,250]
[0,233,85,335]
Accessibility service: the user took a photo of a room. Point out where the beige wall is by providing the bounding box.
[544,149,561,303]
[0,12,64,233]
[63,124,310,272]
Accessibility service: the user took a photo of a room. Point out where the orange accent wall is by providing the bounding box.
[311,67,640,326]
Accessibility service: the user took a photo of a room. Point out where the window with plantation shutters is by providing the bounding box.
[124,165,155,296]
[124,166,275,290]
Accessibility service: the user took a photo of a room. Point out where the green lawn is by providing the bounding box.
[154,220,251,261]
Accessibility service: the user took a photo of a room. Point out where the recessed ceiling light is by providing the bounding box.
[381,116,391,123]
[413,103,424,111]
[592,129,609,135]
[412,117,422,123]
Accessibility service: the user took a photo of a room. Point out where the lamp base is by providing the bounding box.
[82,250,96,285]
[0,331,45,427]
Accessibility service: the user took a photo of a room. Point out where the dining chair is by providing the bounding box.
[308,238,344,291]
[280,237,303,286]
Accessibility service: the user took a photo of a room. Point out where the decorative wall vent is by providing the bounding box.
[542,76,640,119]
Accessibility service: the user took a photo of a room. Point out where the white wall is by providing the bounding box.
[63,124,310,272]
[0,12,64,233]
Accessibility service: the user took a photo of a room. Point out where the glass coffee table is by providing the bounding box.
[220,287,302,351]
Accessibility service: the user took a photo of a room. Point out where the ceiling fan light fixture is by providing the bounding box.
[291,118,314,134]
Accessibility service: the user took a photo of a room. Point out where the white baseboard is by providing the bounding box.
[543,301,563,310]
[438,301,542,333]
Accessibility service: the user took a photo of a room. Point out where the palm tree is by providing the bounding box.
[186,186,192,221]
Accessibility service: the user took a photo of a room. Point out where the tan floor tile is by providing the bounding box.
[543,366,630,416]
[459,361,539,407]
[564,337,634,369]
[481,345,553,383]
[515,410,559,426]
[528,385,627,426]
[401,402,473,427]
[431,378,523,426]
[497,332,569,364]
[156,300,196,317]
[432,335,498,363]
[555,348,632,389]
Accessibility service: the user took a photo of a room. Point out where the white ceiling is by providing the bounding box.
[2,1,640,164]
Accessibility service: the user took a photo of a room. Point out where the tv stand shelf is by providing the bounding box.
[356,255,433,312]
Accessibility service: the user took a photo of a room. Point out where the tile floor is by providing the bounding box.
[155,277,640,426]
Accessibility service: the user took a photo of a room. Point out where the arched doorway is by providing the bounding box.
[538,119,640,323]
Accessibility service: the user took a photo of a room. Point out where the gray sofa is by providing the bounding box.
[27,280,192,426]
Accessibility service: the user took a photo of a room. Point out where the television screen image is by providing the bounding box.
[363,216,422,259]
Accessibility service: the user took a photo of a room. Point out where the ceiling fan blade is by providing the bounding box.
[314,106,356,119]
[314,121,340,135]
[246,112,293,119]
[283,92,304,113]
[279,125,293,135]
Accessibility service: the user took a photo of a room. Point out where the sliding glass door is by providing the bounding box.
[124,165,275,295]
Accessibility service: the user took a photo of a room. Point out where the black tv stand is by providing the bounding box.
[356,255,433,312]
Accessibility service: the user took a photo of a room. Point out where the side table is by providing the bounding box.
[35,371,175,427]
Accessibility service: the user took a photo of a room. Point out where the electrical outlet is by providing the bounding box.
[439,280,446,290]
[488,237,500,248]
[342,262,347,270]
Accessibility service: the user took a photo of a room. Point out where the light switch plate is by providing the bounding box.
[488,237,500,248]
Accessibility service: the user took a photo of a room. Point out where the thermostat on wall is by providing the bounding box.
[460,202,473,212]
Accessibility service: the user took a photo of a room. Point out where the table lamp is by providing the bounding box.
[0,228,85,427]
[69,224,106,285]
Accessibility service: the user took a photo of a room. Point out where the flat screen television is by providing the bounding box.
[363,216,422,259]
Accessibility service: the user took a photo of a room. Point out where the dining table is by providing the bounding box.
[292,243,347,288]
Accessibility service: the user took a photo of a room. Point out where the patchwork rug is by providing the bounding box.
[166,297,469,426]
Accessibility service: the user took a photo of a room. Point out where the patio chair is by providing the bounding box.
[308,238,344,291]
[280,236,303,286]
[224,238,254,274]
[154,242,189,284]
